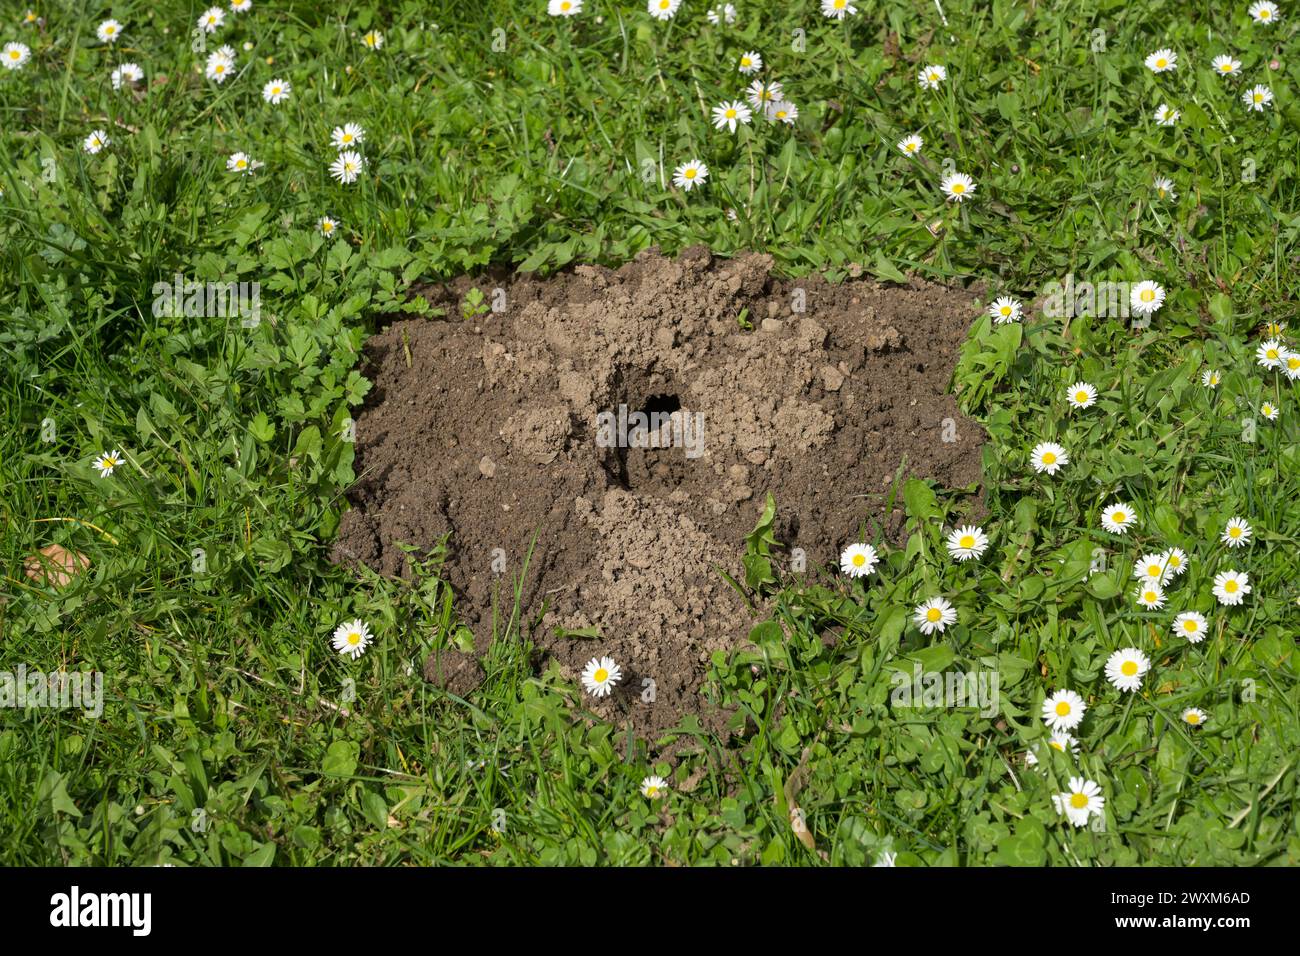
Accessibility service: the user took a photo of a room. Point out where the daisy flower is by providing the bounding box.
[738,51,762,74]
[940,171,976,202]
[1181,708,1208,727]
[1153,103,1180,126]
[1066,382,1098,409]
[1282,351,1300,381]
[1135,583,1166,610]
[331,123,366,149]
[1052,777,1104,827]
[331,619,372,659]
[2,42,32,70]
[1264,320,1287,337]
[1202,368,1221,388]
[96,19,123,44]
[945,525,989,562]
[23,9,38,25]
[711,99,752,133]
[361,30,384,50]
[1145,49,1177,73]
[82,130,109,154]
[580,656,622,697]
[226,152,257,174]
[1042,689,1086,732]
[548,0,583,15]
[648,0,682,20]
[198,7,225,33]
[989,297,1022,324]
[640,775,668,798]
[231,0,253,11]
[205,49,235,83]
[1249,1,1280,25]
[330,150,364,184]
[917,64,946,89]
[821,0,858,19]
[1222,517,1252,547]
[1101,501,1137,535]
[839,543,879,578]
[111,62,143,90]
[1211,54,1241,76]
[1105,647,1150,692]
[873,851,897,867]
[745,79,783,110]
[1260,401,1279,421]
[897,134,923,156]
[707,5,738,25]
[1129,280,1165,315]
[1212,569,1250,606]
[1134,552,1173,585]
[1242,85,1274,111]
[93,450,123,478]
[318,215,339,237]
[672,158,709,190]
[1172,611,1208,643]
[262,78,291,104]
[1161,547,1188,577]
[1153,177,1176,200]
[1257,339,1284,368]
[913,597,956,636]
[1029,441,1068,475]
[1025,731,1080,767]
[766,101,798,125]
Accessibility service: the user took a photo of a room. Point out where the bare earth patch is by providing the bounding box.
[331,247,985,741]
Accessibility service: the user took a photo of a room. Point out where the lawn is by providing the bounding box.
[1,0,1297,866]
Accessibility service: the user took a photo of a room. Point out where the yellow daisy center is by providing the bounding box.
[851,553,865,567]
[1156,58,1167,68]
[1144,591,1157,603]
[1113,511,1126,523]
[1261,9,1271,18]
[1001,306,1012,316]
[1121,660,1138,676]
[562,1,571,8]
[926,607,942,622]
[593,667,609,683]
[684,168,696,178]
[646,786,658,796]
[1229,527,1241,537]
[1184,620,1198,632]
[1042,452,1056,464]
[9,50,19,59]
[236,159,247,168]
[1049,741,1064,751]
[834,0,846,7]
[1076,391,1089,402]
[347,632,361,645]
[725,109,736,118]
[1221,63,1233,72]
[951,183,965,193]
[1225,580,1238,593]
[1185,713,1201,724]
[1055,701,1071,716]
[1255,93,1264,103]
[1140,289,1154,302]
[959,535,975,549]
[660,0,670,8]
[1070,793,1089,809]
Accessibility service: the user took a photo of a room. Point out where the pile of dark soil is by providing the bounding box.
[331,247,985,740]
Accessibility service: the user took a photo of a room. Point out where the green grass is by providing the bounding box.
[1,0,1298,865]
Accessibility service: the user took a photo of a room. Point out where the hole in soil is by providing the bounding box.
[333,248,987,742]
